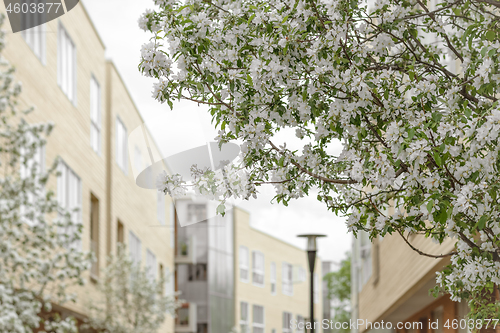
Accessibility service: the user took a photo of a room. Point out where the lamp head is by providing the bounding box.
[297,234,326,251]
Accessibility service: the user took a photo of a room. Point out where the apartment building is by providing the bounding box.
[235,207,323,333]
[173,198,323,333]
[351,232,484,333]
[2,2,175,331]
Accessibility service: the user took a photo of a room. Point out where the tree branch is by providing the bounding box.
[475,0,500,8]
[268,141,357,185]
[398,229,457,258]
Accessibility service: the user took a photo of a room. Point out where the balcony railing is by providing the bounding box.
[175,235,197,265]
[175,302,197,333]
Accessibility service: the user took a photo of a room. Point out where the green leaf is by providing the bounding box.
[477,215,488,230]
[481,47,488,57]
[408,128,415,140]
[434,151,442,166]
[216,203,226,215]
[427,201,433,213]
[485,31,496,42]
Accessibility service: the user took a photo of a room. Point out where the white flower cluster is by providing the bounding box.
[140,0,500,314]
[140,42,172,78]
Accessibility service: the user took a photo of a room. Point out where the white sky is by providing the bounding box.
[80,0,351,263]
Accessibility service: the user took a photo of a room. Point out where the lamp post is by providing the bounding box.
[298,234,326,333]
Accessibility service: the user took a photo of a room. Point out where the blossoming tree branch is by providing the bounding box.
[139,0,500,318]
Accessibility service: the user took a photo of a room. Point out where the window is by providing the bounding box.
[270,262,276,295]
[90,194,100,279]
[457,301,472,333]
[282,312,292,333]
[359,231,372,290]
[19,138,45,226]
[57,22,76,103]
[90,76,101,154]
[432,305,444,333]
[239,246,249,282]
[129,231,141,264]
[314,273,319,304]
[252,251,264,287]
[282,262,293,296]
[159,264,164,294]
[157,191,165,225]
[296,315,305,333]
[57,160,82,250]
[146,249,157,282]
[116,117,128,174]
[187,263,207,281]
[240,302,249,333]
[21,2,45,64]
[298,267,307,282]
[164,266,175,296]
[117,220,124,251]
[252,305,264,333]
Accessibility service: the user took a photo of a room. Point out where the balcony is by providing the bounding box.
[175,235,197,265]
[175,302,197,333]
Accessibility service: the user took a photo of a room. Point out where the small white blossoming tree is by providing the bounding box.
[84,244,179,333]
[139,0,500,319]
[0,15,92,333]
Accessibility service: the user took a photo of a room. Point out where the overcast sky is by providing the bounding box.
[80,0,351,263]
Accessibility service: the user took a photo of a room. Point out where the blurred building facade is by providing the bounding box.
[351,232,480,333]
[2,2,326,333]
[2,2,175,332]
[174,200,323,333]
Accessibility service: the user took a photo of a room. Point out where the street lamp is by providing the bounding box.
[298,234,326,333]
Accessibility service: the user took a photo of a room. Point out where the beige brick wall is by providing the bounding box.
[234,207,324,333]
[107,62,175,331]
[1,3,174,331]
[358,232,455,329]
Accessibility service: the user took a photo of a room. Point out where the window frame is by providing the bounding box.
[90,75,101,155]
[19,138,46,227]
[57,160,82,250]
[146,249,157,282]
[282,311,293,333]
[270,262,277,295]
[252,250,265,287]
[129,230,142,265]
[21,12,46,65]
[116,116,128,174]
[57,21,77,104]
[239,246,249,283]
[296,315,305,333]
[240,301,249,333]
[252,304,265,333]
[282,262,293,296]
